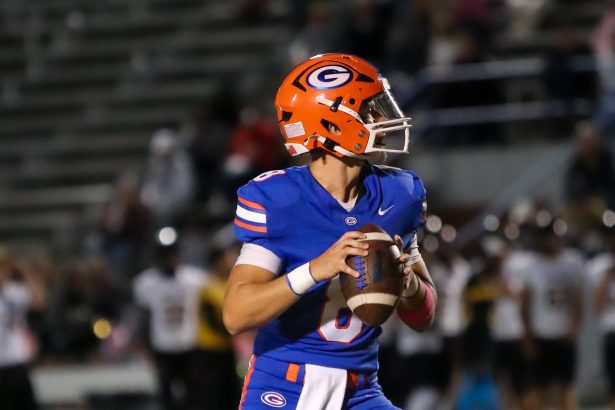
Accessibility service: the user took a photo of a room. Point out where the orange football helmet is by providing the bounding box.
[274,53,411,159]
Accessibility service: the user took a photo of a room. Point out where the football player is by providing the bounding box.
[223,53,437,409]
[0,248,45,410]
[520,223,584,410]
[591,228,615,410]
[133,228,208,410]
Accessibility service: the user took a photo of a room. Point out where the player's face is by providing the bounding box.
[360,104,387,163]
[157,249,180,275]
[359,91,409,158]
[536,231,562,255]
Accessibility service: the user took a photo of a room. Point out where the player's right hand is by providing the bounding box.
[310,231,369,281]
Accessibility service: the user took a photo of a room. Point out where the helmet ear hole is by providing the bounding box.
[281,111,293,122]
[320,119,341,135]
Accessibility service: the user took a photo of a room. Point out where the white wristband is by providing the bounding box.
[286,262,317,295]
[405,235,423,265]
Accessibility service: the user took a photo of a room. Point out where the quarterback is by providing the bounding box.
[223,53,437,410]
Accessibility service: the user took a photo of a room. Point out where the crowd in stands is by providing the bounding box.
[1,0,615,409]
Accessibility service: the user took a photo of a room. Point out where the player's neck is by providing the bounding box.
[309,151,365,203]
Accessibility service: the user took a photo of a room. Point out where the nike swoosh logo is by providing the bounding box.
[378,205,394,216]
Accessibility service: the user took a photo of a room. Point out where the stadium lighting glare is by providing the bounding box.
[509,198,534,224]
[553,219,568,236]
[603,209,615,228]
[483,214,500,232]
[423,234,439,253]
[158,227,178,246]
[93,319,112,340]
[504,223,520,240]
[536,210,552,227]
[441,225,457,242]
[426,215,443,233]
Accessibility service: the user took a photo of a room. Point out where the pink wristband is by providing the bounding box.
[397,285,435,327]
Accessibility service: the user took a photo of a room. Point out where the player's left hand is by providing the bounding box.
[394,234,422,300]
[394,235,415,279]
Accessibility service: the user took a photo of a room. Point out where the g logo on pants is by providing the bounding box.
[261,391,286,408]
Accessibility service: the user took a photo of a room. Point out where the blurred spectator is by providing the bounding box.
[520,224,584,410]
[428,27,504,146]
[343,0,392,65]
[385,249,458,410]
[140,129,195,227]
[564,122,615,211]
[207,105,286,215]
[429,244,472,403]
[455,0,490,40]
[44,257,121,360]
[493,238,531,410]
[288,1,344,64]
[132,228,208,410]
[392,321,450,410]
[544,26,595,136]
[192,230,241,410]
[458,238,502,410]
[236,0,272,23]
[384,0,431,74]
[505,0,552,40]
[591,229,615,410]
[187,94,238,202]
[0,247,46,410]
[592,4,615,140]
[427,8,466,68]
[97,175,150,283]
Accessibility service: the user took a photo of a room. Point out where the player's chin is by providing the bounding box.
[365,151,387,164]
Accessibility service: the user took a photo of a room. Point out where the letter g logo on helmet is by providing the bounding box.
[306,65,353,90]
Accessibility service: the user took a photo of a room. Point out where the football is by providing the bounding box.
[340,224,404,326]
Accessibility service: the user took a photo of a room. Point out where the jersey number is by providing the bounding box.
[254,170,286,182]
[546,288,567,310]
[164,304,185,328]
[317,279,363,343]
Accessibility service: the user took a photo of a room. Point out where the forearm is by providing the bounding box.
[397,260,437,331]
[223,266,299,335]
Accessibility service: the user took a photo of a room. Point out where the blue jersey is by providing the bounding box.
[233,164,426,373]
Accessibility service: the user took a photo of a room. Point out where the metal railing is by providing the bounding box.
[397,54,597,133]
[394,54,599,245]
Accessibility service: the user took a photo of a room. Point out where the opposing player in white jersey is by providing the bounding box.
[420,246,471,407]
[494,240,531,409]
[133,228,208,410]
[520,224,584,410]
[591,229,615,410]
[0,247,45,410]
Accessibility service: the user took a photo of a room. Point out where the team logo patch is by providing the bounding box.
[345,217,358,226]
[261,391,286,407]
[306,65,353,89]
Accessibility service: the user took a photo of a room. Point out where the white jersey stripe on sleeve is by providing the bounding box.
[235,243,282,275]
[236,205,267,224]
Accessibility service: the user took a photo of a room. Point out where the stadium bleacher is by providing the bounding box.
[0,0,290,252]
